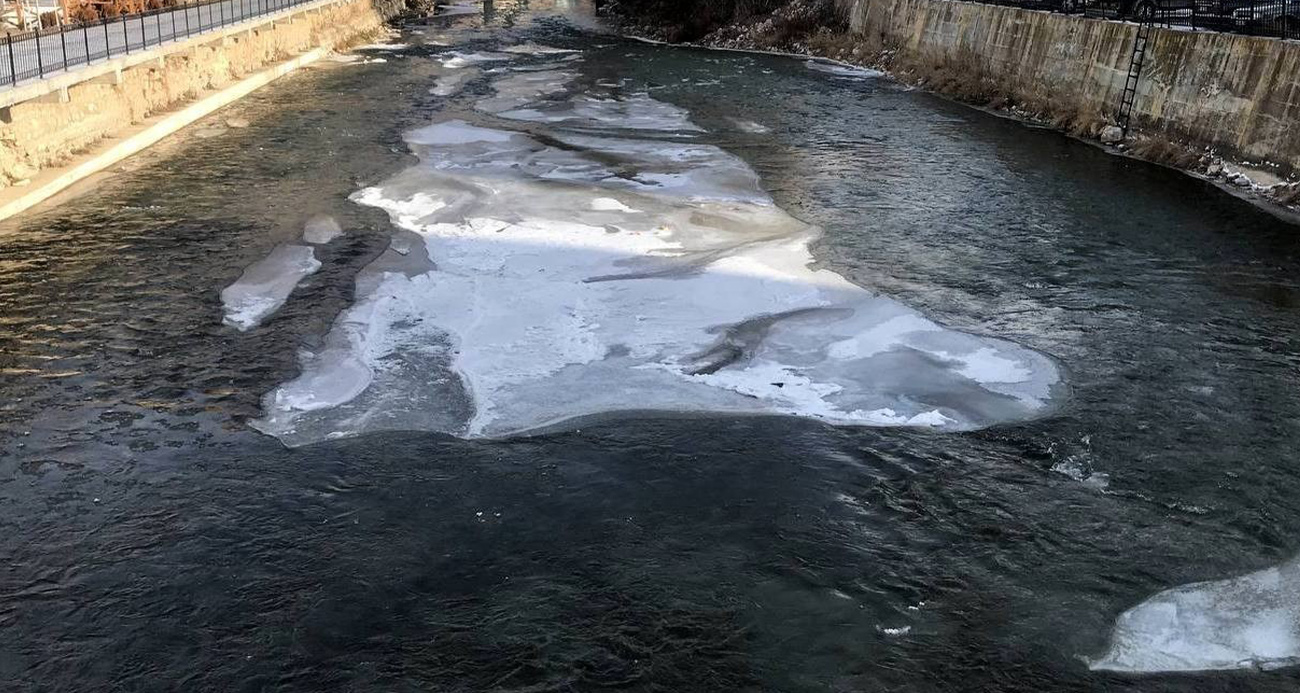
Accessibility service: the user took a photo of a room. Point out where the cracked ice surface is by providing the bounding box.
[1090,556,1300,672]
[249,57,1061,445]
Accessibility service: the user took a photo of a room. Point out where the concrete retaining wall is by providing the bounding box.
[0,0,403,188]
[847,0,1300,172]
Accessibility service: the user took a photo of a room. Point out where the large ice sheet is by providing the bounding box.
[1090,556,1300,672]
[221,244,320,331]
[249,69,1061,445]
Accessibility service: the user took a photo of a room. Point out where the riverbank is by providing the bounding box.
[0,0,404,222]
[603,0,1300,214]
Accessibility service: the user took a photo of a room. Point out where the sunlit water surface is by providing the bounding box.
[2,3,1300,691]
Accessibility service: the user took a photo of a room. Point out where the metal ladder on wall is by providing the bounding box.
[1118,18,1154,135]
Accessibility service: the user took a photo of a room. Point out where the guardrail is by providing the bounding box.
[0,0,323,89]
[977,0,1298,40]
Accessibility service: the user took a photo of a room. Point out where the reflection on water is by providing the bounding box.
[1,3,1300,691]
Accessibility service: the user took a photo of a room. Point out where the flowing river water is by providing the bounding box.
[2,2,1300,690]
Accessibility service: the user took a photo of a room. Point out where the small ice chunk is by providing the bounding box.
[355,43,409,51]
[805,60,884,80]
[405,119,517,145]
[439,51,514,69]
[221,245,320,331]
[431,69,477,97]
[303,215,343,244]
[502,43,580,55]
[1090,556,1300,672]
[590,197,639,213]
[729,118,771,134]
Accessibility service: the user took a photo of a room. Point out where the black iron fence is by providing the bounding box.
[0,0,325,88]
[977,0,1299,40]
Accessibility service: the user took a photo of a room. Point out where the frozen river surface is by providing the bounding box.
[2,2,1299,690]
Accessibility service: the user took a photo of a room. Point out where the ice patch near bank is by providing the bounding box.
[247,64,1061,445]
[1090,556,1300,672]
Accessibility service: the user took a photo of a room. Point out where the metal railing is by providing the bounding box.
[961,0,1298,40]
[1,0,325,89]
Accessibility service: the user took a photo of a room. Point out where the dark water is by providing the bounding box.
[2,7,1300,692]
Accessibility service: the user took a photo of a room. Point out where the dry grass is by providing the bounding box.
[1128,136,1203,170]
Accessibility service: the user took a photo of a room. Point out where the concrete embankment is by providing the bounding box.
[610,0,1300,199]
[846,0,1300,176]
[0,0,403,221]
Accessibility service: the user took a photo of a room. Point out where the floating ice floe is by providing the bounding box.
[431,68,479,97]
[502,43,580,55]
[438,51,514,69]
[303,215,343,244]
[473,69,577,113]
[355,43,410,51]
[493,90,706,132]
[1090,556,1300,673]
[221,244,320,331]
[728,118,772,134]
[244,64,1061,445]
[805,60,885,80]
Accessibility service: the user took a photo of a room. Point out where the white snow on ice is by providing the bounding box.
[246,69,1060,445]
[221,244,320,331]
[1090,556,1300,673]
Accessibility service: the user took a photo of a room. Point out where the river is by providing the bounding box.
[1,1,1299,690]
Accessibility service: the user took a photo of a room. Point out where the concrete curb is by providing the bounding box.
[0,46,328,223]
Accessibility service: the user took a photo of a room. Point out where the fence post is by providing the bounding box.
[140,13,147,48]
[59,24,69,71]
[6,34,15,86]
[83,21,90,63]
[103,18,110,60]
[34,28,43,78]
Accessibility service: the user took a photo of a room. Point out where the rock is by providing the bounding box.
[1099,125,1124,145]
[225,117,250,128]
[1205,161,1222,177]
[1230,173,1252,187]
[9,161,36,180]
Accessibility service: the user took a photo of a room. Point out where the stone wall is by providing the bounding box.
[847,0,1300,172]
[0,0,403,187]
